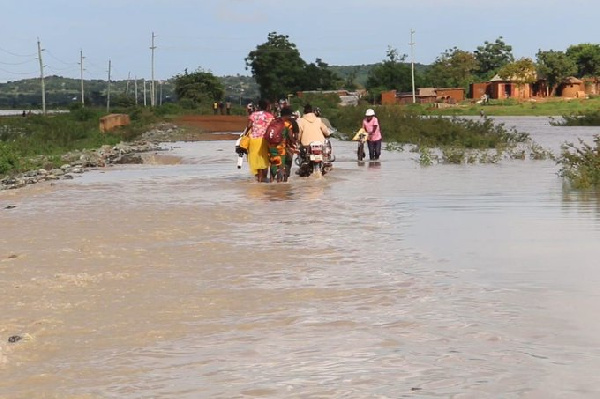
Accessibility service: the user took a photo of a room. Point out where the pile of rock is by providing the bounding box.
[1,140,164,191]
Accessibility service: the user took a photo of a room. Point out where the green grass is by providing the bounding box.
[417,96,600,117]
[0,106,157,177]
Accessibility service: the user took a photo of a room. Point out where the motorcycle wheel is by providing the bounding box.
[313,162,322,177]
[358,143,365,161]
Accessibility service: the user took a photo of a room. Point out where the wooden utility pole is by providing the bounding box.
[37,38,46,114]
[106,59,112,113]
[150,32,156,107]
[410,29,416,104]
[134,76,138,106]
[79,50,85,106]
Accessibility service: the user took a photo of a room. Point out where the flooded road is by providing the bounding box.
[1,117,599,398]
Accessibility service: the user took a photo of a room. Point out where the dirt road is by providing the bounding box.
[172,115,246,140]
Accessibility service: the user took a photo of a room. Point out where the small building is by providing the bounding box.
[489,74,532,99]
[470,82,490,100]
[560,76,585,98]
[381,88,464,105]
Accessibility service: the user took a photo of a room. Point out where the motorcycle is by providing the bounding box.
[295,138,335,177]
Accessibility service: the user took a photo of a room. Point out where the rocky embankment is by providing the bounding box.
[1,123,181,191]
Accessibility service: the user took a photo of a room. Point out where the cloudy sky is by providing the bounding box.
[0,0,597,83]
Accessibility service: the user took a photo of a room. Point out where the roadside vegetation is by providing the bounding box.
[0,105,162,177]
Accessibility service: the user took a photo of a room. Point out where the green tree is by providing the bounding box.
[498,58,537,85]
[425,47,478,89]
[173,68,224,104]
[246,32,306,101]
[366,47,414,101]
[536,50,577,95]
[474,36,514,80]
[302,58,342,91]
[565,43,600,78]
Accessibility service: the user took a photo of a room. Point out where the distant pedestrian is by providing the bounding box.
[21,110,26,117]
[362,108,382,161]
[226,101,232,115]
[213,101,218,115]
[219,101,225,115]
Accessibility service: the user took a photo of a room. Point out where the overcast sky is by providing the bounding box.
[1,0,597,83]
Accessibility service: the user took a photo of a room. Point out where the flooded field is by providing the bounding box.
[1,117,599,398]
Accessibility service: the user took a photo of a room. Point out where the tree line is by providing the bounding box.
[175,32,600,106]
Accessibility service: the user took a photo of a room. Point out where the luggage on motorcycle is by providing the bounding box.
[263,117,286,145]
[352,128,367,141]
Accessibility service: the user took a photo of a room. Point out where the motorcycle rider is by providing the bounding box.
[298,103,330,147]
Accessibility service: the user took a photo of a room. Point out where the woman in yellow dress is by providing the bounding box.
[246,99,273,182]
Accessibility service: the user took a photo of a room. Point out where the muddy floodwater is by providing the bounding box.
[1,117,599,398]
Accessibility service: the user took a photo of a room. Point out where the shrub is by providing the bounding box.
[558,135,600,189]
[335,105,529,149]
[0,141,21,175]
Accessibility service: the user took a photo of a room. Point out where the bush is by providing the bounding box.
[552,110,600,126]
[334,105,529,149]
[558,135,600,189]
[0,141,21,175]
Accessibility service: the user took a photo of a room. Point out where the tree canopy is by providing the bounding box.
[173,68,224,104]
[245,32,342,101]
[474,37,514,80]
[366,47,414,100]
[425,47,478,90]
[536,50,577,95]
[245,32,306,101]
[497,58,537,85]
[565,44,600,78]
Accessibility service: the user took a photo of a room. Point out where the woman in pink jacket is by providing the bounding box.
[362,108,382,160]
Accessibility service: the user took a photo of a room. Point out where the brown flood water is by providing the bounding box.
[1,117,599,398]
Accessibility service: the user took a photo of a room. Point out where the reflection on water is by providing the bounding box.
[1,117,600,398]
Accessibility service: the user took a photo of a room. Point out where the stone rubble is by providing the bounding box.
[1,123,181,191]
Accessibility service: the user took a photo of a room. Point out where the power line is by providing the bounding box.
[45,49,78,66]
[0,66,37,75]
[0,46,37,58]
[0,58,38,66]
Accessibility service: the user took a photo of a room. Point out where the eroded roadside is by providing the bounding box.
[1,120,242,191]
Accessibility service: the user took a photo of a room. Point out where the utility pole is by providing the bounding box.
[106,59,112,113]
[143,78,147,107]
[79,50,85,107]
[134,76,138,106]
[37,38,46,114]
[159,81,163,106]
[410,29,416,104]
[150,32,156,107]
[126,72,131,97]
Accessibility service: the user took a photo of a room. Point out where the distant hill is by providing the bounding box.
[0,75,177,109]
